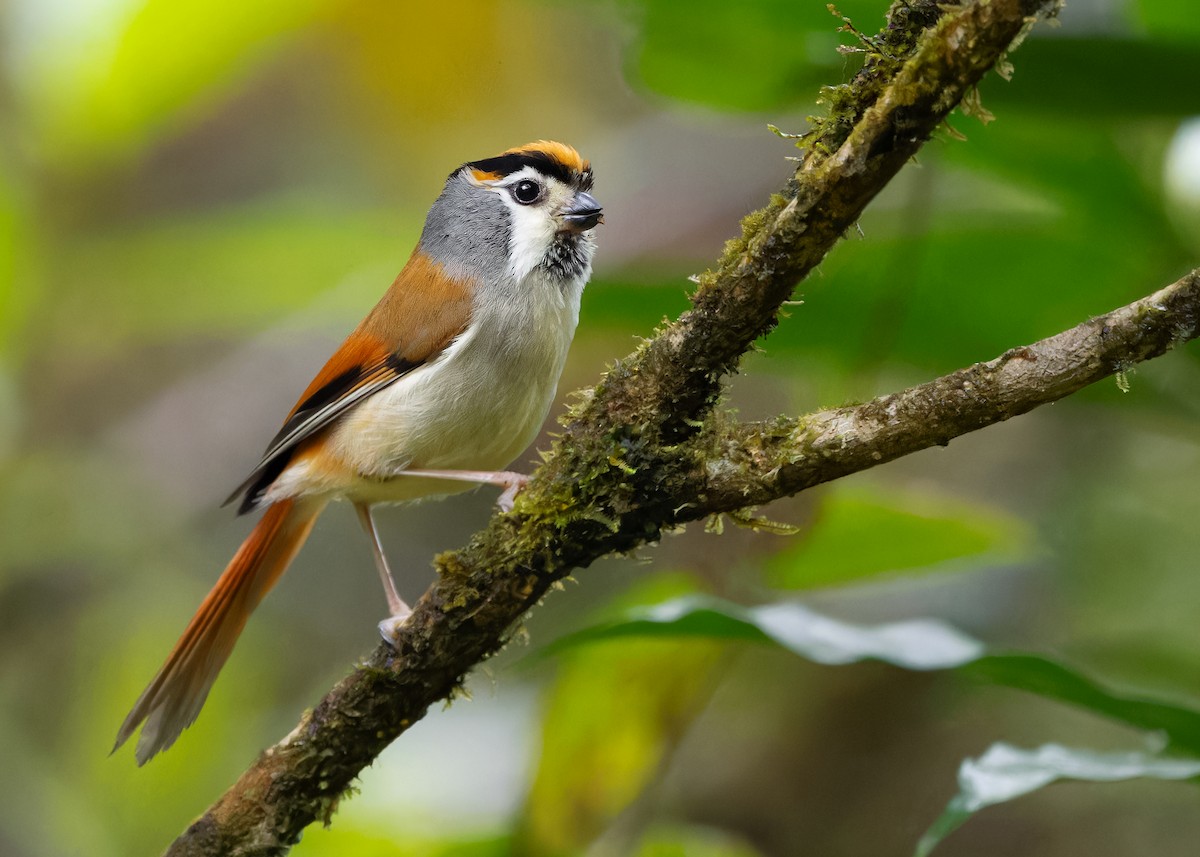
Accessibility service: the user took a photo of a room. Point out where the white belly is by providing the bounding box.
[290,271,582,505]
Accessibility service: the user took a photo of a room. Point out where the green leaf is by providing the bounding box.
[765,487,1030,590]
[517,576,726,856]
[547,595,984,668]
[915,743,1200,856]
[519,634,723,856]
[963,655,1200,755]
[547,596,1200,752]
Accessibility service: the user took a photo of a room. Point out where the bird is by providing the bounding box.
[114,140,602,765]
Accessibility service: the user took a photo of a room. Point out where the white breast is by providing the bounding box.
[313,268,586,505]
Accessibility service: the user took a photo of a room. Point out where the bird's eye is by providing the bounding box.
[512,180,542,204]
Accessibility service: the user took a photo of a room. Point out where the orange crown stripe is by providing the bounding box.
[503,140,589,174]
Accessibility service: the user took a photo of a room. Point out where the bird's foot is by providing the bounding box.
[400,468,531,512]
[494,472,529,513]
[377,605,413,647]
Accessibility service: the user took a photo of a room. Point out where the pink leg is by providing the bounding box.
[400,469,530,512]
[354,502,412,642]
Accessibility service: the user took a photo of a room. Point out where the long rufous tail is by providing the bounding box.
[114,498,324,764]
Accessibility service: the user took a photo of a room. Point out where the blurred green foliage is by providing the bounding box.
[3,0,1200,855]
[764,485,1030,590]
[26,0,337,166]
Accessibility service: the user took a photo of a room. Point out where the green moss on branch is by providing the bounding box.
[693,269,1200,511]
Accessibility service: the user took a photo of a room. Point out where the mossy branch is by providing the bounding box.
[693,268,1200,512]
[161,1,1116,854]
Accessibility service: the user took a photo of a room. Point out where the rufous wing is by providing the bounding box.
[225,251,474,513]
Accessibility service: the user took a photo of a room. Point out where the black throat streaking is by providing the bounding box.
[542,232,592,281]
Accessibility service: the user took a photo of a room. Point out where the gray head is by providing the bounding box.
[419,141,602,285]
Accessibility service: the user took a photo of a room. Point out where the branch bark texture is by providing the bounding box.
[699,269,1200,510]
[160,1,1193,854]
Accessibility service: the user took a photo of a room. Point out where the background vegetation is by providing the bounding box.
[3,0,1200,854]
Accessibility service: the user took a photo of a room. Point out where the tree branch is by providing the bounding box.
[695,269,1200,512]
[162,1,1124,853]
[575,0,1056,443]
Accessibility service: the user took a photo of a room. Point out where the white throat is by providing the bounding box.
[494,166,563,281]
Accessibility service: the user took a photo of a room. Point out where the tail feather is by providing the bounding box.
[114,498,323,764]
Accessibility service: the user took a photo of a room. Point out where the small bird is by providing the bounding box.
[114,140,602,764]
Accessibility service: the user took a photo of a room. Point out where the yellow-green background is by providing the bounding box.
[3,0,1200,854]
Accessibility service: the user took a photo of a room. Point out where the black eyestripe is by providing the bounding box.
[461,151,590,189]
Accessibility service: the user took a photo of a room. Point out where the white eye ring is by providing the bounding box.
[511,180,542,205]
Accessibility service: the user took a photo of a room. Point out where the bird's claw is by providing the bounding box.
[377,608,413,647]
[496,473,530,513]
